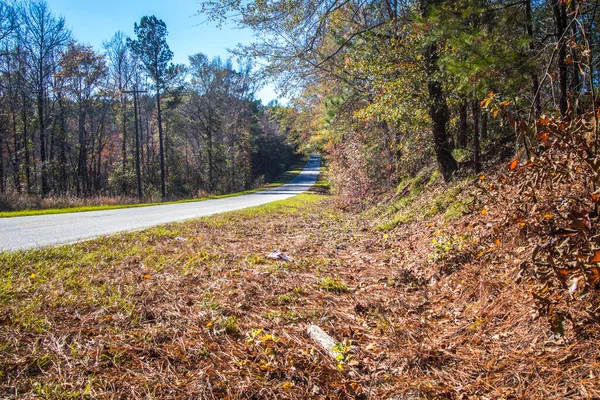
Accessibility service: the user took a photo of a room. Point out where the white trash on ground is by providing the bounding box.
[267,250,290,262]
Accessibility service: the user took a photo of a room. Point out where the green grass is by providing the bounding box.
[0,156,311,219]
[317,277,350,293]
[377,170,473,231]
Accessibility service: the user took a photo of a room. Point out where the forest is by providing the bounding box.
[3,0,598,208]
[0,1,299,206]
[198,0,599,208]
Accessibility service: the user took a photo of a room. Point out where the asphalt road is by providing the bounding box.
[0,155,321,252]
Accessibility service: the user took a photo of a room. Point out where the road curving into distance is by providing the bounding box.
[0,154,321,252]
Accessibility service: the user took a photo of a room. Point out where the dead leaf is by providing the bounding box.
[586,267,600,285]
[537,132,549,142]
[556,268,578,279]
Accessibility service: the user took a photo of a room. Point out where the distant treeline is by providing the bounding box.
[0,0,300,201]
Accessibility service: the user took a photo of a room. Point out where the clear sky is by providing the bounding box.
[45,0,281,104]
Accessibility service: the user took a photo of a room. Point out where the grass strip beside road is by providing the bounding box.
[0,157,309,218]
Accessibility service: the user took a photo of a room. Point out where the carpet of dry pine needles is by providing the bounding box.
[2,138,600,398]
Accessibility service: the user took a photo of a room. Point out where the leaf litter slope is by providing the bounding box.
[1,168,599,398]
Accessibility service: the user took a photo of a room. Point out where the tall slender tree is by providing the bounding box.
[104,31,134,193]
[128,16,173,201]
[20,0,70,195]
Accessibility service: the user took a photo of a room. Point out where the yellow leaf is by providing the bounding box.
[543,213,554,220]
[206,321,213,328]
[481,209,488,215]
[143,274,152,279]
[282,382,293,390]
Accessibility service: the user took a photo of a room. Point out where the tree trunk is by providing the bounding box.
[59,98,68,193]
[77,109,86,196]
[421,0,457,181]
[22,93,31,191]
[133,91,143,202]
[472,100,481,173]
[156,85,166,201]
[38,86,49,195]
[569,16,581,113]
[526,0,541,119]
[121,94,128,194]
[0,126,5,193]
[208,129,214,192]
[481,111,488,141]
[11,110,20,191]
[458,100,468,148]
[553,0,568,117]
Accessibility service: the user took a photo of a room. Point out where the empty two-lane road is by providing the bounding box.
[0,155,321,252]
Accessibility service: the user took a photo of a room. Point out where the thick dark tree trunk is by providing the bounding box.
[421,0,457,181]
[428,76,457,180]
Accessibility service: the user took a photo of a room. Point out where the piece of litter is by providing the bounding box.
[174,237,187,242]
[267,250,290,262]
[569,277,579,296]
[307,325,337,359]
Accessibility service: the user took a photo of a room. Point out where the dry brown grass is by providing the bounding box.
[0,192,139,212]
[1,179,599,398]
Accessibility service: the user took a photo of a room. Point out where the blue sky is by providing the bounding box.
[45,0,281,104]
